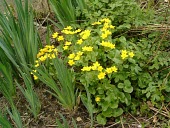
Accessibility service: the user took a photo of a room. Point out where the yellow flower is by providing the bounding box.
[101,27,107,32]
[31,70,37,74]
[91,62,100,70]
[68,60,75,66]
[74,55,80,60]
[93,61,100,67]
[106,68,112,74]
[92,21,101,25]
[100,18,111,23]
[103,23,109,29]
[63,46,68,50]
[52,32,58,38]
[58,36,64,41]
[35,60,39,64]
[33,75,38,80]
[101,33,108,39]
[98,72,106,80]
[95,97,101,102]
[37,52,44,58]
[98,66,103,72]
[81,66,92,71]
[49,53,56,59]
[35,63,39,67]
[76,51,83,56]
[121,53,128,59]
[77,39,83,44]
[129,52,135,58]
[47,48,53,53]
[80,30,91,40]
[82,46,93,52]
[100,41,115,49]
[111,66,118,72]
[110,25,115,29]
[61,30,71,34]
[122,50,127,54]
[65,41,71,46]
[75,29,81,33]
[64,26,73,30]
[68,53,75,59]
[108,43,115,49]
[39,55,47,62]
[104,30,112,36]
[121,50,128,59]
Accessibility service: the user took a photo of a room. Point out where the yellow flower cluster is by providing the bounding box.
[101,30,112,39]
[82,46,93,52]
[105,66,118,74]
[91,62,102,71]
[31,70,38,80]
[91,18,115,39]
[100,41,115,49]
[92,21,101,25]
[81,66,92,71]
[63,41,72,50]
[61,26,81,35]
[52,32,58,38]
[68,51,83,66]
[80,30,91,40]
[101,21,113,39]
[97,66,117,80]
[121,50,135,59]
[81,62,103,72]
[76,39,83,45]
[32,45,58,80]
[81,61,118,80]
[75,30,91,45]
[58,36,64,41]
[37,45,58,62]
[100,18,111,23]
[52,32,64,41]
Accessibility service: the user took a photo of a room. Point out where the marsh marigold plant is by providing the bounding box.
[50,18,136,125]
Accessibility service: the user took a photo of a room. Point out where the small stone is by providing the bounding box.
[76,117,82,122]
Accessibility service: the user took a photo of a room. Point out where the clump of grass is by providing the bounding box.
[0,0,41,118]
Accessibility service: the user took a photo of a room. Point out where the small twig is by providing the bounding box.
[156,5,169,12]
[147,104,163,121]
[46,124,57,127]
[24,118,34,127]
[105,121,120,128]
[157,65,170,72]
[120,117,125,128]
[161,71,170,90]
[128,112,141,126]
[149,106,170,118]
[37,12,50,30]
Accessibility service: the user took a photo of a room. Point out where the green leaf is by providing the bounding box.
[123,80,133,93]
[119,36,126,43]
[101,101,109,111]
[124,93,131,106]
[118,83,124,89]
[0,111,13,128]
[102,107,113,117]
[96,114,107,125]
[112,108,123,117]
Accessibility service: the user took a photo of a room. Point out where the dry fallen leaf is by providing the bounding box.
[153,116,157,123]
